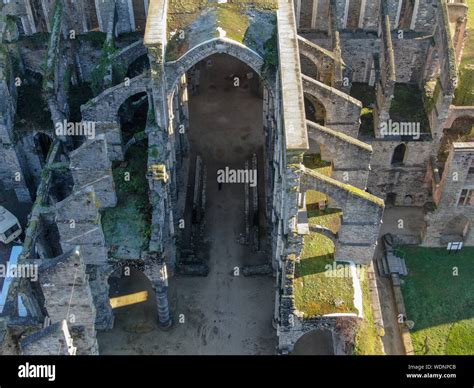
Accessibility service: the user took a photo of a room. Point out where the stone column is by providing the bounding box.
[155,261,172,329]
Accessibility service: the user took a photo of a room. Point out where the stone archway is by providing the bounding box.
[300,166,384,265]
[81,74,151,160]
[165,38,269,96]
[97,265,159,350]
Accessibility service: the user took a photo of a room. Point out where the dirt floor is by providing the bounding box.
[98,54,277,355]
[379,206,425,244]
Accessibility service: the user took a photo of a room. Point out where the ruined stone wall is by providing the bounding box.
[300,167,384,264]
[39,249,99,354]
[374,6,396,137]
[54,186,108,266]
[391,34,430,83]
[411,0,437,33]
[69,136,117,209]
[339,35,378,83]
[20,320,75,355]
[360,0,381,30]
[303,74,362,135]
[423,143,474,246]
[366,139,433,205]
[0,29,33,203]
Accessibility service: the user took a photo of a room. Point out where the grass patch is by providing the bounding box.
[303,153,332,204]
[453,0,474,105]
[294,234,355,317]
[102,142,151,257]
[400,246,474,355]
[389,83,430,133]
[294,205,348,318]
[353,276,384,355]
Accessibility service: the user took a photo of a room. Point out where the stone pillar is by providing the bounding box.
[155,261,172,329]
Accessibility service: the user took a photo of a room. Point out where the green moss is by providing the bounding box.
[262,23,278,73]
[102,142,151,255]
[90,39,117,95]
[165,1,276,61]
[453,65,474,105]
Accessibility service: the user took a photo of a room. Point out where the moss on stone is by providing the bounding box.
[101,142,151,256]
[165,0,277,61]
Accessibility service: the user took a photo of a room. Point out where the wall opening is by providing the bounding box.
[391,143,407,165]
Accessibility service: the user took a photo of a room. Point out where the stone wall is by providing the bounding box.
[69,135,117,209]
[38,248,98,355]
[54,186,108,266]
[81,74,151,161]
[366,139,432,205]
[0,28,32,203]
[307,121,372,188]
[20,320,76,355]
[303,74,362,136]
[423,143,474,246]
[374,6,396,137]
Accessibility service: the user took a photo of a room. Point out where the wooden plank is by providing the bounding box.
[109,291,148,309]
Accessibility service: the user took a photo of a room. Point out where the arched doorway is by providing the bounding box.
[108,266,157,332]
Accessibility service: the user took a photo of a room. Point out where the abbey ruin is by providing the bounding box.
[0,0,472,355]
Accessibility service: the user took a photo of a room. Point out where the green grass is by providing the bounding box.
[303,154,332,204]
[294,205,351,317]
[101,142,151,257]
[294,236,355,317]
[400,246,474,355]
[389,83,430,133]
[453,0,474,105]
[354,277,385,355]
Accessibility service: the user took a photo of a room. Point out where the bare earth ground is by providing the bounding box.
[98,54,277,354]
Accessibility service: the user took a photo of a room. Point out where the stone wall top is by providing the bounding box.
[144,0,167,47]
[277,0,308,151]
